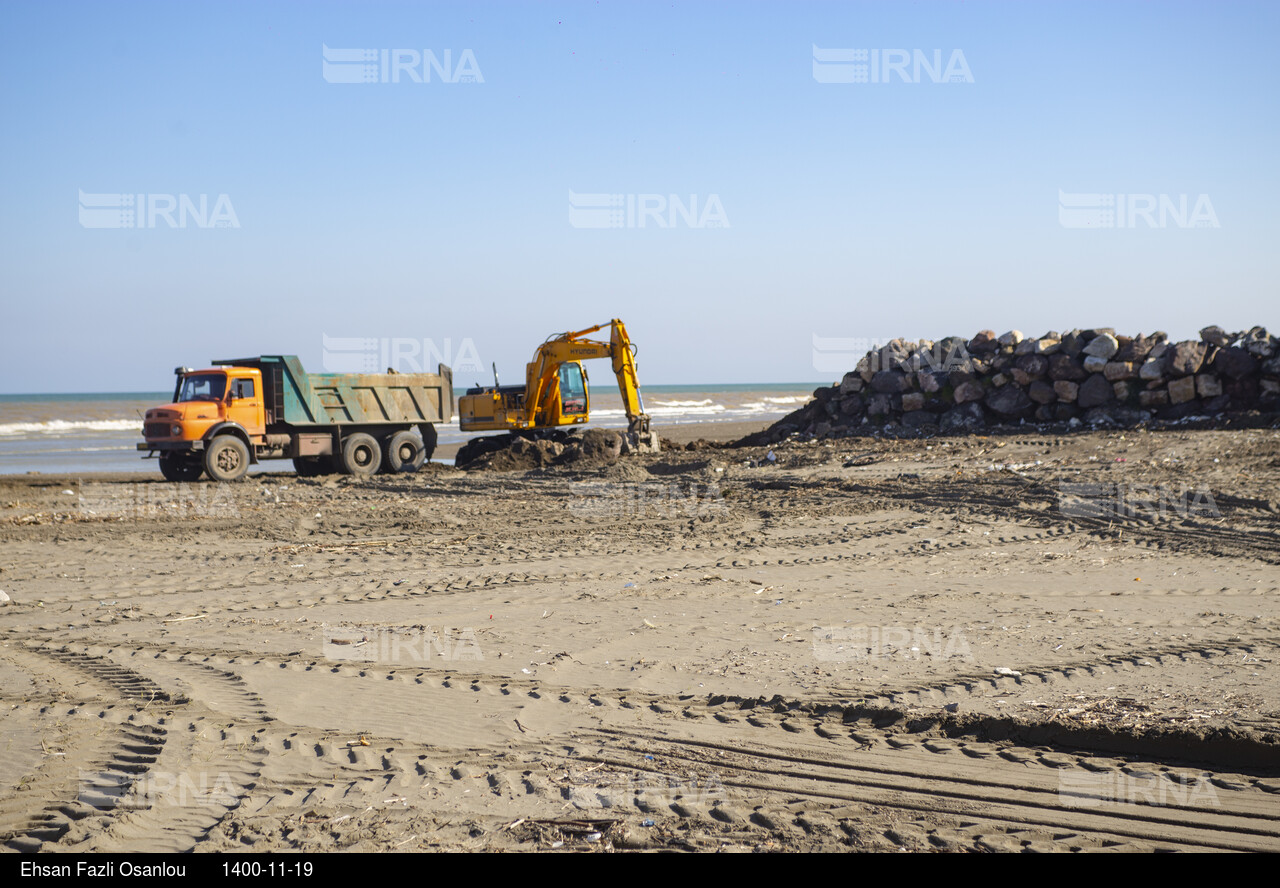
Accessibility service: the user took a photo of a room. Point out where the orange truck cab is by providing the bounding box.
[140,367,266,482]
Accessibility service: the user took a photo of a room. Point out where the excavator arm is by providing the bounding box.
[607,320,648,433]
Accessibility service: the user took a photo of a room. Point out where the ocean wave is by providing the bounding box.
[0,419,141,437]
[596,405,728,417]
[648,398,715,408]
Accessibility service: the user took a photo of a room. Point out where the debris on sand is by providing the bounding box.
[456,428,660,471]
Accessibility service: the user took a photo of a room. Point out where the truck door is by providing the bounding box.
[226,375,265,436]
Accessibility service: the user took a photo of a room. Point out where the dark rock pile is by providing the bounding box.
[745,326,1280,443]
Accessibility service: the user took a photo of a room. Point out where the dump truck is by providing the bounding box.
[138,356,453,482]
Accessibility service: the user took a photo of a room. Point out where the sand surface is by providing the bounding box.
[2,424,1278,852]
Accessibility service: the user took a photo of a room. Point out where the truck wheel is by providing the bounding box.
[341,433,381,476]
[159,453,204,482]
[384,431,426,473]
[205,435,250,482]
[292,457,333,477]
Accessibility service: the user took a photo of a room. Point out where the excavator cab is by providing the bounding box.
[559,363,588,417]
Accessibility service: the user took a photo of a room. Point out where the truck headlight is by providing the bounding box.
[171,424,183,436]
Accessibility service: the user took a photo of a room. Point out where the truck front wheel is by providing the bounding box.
[384,431,426,473]
[159,453,204,483]
[341,433,381,476]
[205,435,250,482]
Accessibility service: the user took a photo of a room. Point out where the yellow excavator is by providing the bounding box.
[459,319,656,444]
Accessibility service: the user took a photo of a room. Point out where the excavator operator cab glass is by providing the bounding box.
[559,363,587,416]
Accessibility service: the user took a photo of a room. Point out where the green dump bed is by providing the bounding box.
[215,355,454,428]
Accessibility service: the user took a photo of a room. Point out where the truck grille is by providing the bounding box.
[144,422,170,439]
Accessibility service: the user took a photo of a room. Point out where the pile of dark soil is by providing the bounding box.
[455,428,626,471]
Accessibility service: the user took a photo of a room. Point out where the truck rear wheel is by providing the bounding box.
[341,433,381,476]
[384,431,426,473]
[159,453,204,482]
[292,456,334,477]
[205,435,250,482]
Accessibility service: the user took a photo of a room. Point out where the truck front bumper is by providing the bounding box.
[137,441,205,453]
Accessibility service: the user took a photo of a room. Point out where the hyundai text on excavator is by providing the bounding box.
[458,319,660,451]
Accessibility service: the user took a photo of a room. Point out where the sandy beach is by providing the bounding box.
[1,422,1278,852]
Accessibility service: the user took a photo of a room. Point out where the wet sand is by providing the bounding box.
[1,421,1278,852]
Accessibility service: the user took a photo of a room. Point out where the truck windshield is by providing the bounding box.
[178,374,227,402]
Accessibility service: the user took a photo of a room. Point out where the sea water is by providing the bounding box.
[0,384,817,475]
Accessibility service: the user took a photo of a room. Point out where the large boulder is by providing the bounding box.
[1115,333,1165,363]
[1168,376,1198,404]
[870,370,911,394]
[1199,325,1231,347]
[1210,346,1254,379]
[1049,353,1088,381]
[1103,361,1137,381]
[953,381,986,404]
[1014,354,1049,377]
[1075,373,1116,409]
[985,384,1033,416]
[1028,380,1057,405]
[1077,373,1115,408]
[967,330,999,354]
[1244,326,1275,357]
[1167,341,1208,376]
[941,402,985,432]
[1053,380,1079,402]
[1082,333,1119,360]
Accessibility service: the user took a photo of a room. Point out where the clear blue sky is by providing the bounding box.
[2,0,1276,392]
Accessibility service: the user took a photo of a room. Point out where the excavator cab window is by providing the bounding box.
[559,363,587,416]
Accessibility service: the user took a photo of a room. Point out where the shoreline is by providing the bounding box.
[1,419,774,479]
